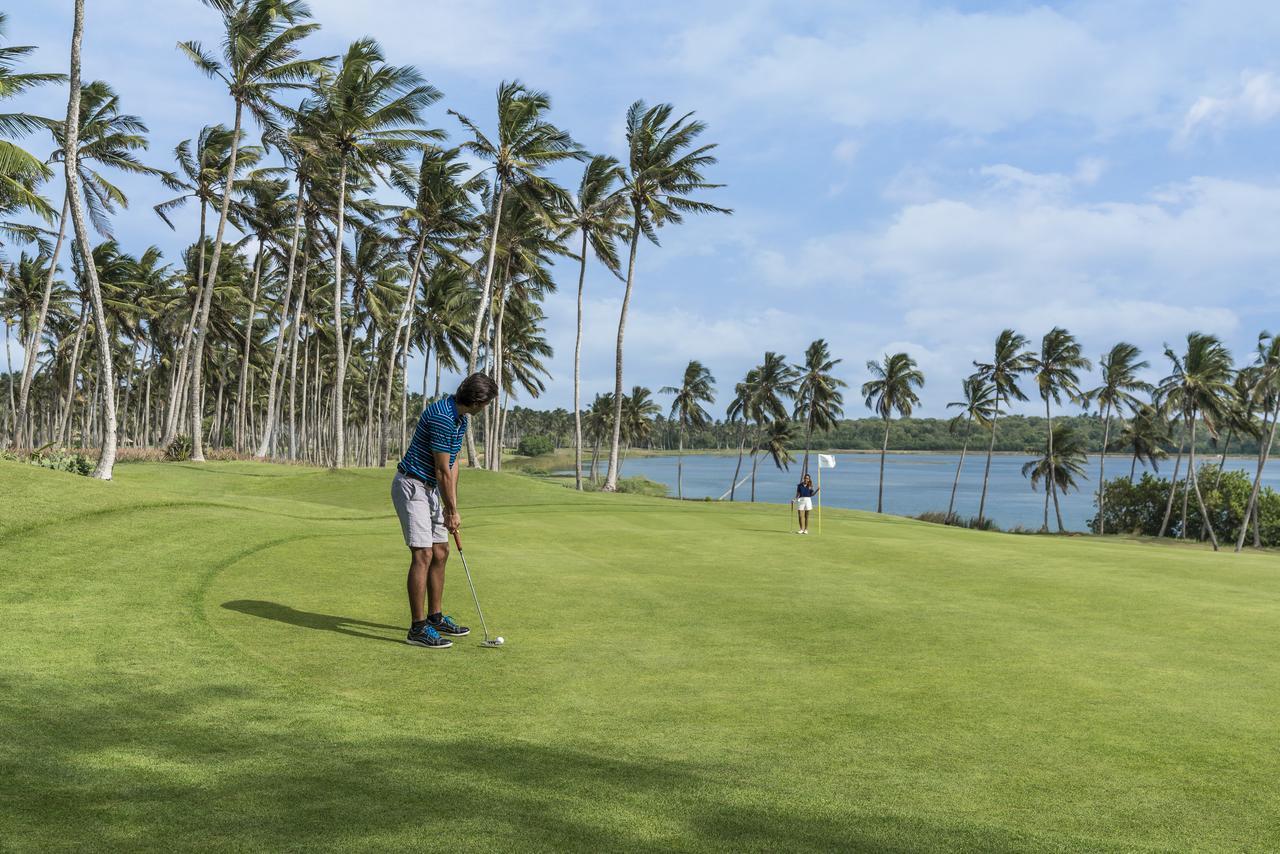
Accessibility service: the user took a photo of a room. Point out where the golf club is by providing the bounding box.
[451,530,504,648]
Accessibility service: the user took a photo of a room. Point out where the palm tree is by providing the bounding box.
[603,101,730,491]
[153,124,264,446]
[180,0,323,461]
[746,352,796,501]
[1236,331,1280,552]
[1157,333,1234,549]
[619,385,660,470]
[763,419,796,472]
[1083,342,1151,534]
[862,352,925,513]
[1114,401,1169,480]
[793,338,845,475]
[725,373,754,501]
[661,359,715,499]
[14,80,162,448]
[945,376,997,522]
[63,0,117,478]
[1021,425,1089,526]
[561,154,627,489]
[311,38,440,466]
[450,81,579,379]
[0,11,61,226]
[972,329,1034,525]
[1028,327,1091,532]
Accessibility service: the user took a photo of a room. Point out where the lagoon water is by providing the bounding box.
[599,452,1280,532]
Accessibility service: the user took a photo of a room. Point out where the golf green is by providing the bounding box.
[2,460,1278,851]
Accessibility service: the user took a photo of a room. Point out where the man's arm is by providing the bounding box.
[434,450,462,532]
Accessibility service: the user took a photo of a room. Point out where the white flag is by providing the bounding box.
[818,454,836,469]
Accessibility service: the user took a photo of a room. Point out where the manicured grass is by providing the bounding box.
[2,460,1278,851]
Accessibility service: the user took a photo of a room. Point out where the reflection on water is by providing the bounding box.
[597,452,1280,532]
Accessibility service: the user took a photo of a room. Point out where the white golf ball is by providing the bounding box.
[495,637,504,645]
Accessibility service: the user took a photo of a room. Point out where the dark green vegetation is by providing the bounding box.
[1093,467,1280,546]
[4,460,1279,851]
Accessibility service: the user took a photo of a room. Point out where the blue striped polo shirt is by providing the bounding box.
[398,395,468,488]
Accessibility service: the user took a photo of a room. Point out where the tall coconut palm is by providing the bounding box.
[945,376,997,522]
[62,0,117,478]
[746,352,796,502]
[153,124,264,445]
[1021,425,1089,525]
[179,0,324,461]
[972,329,1034,525]
[1027,327,1091,532]
[763,419,796,473]
[862,352,924,513]
[603,101,730,491]
[450,81,579,378]
[1157,333,1234,549]
[1114,401,1169,480]
[725,373,754,501]
[311,38,440,466]
[561,154,627,489]
[1083,342,1150,534]
[0,11,60,226]
[1236,331,1280,552]
[14,80,163,447]
[661,359,715,500]
[793,338,845,475]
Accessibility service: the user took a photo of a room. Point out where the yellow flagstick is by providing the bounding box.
[817,465,823,535]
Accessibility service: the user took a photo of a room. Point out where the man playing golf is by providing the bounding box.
[392,372,499,649]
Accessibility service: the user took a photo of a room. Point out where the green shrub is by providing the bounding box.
[516,435,555,457]
[20,448,93,476]
[0,448,18,462]
[915,511,1000,531]
[164,435,193,462]
[1090,467,1279,546]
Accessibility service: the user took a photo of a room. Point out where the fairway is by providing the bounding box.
[3,460,1279,851]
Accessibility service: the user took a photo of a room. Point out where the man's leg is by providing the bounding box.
[407,547,431,623]
[426,541,449,617]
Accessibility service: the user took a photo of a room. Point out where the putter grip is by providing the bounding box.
[451,530,462,551]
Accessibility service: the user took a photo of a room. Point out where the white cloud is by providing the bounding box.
[1178,70,1280,142]
[832,138,860,163]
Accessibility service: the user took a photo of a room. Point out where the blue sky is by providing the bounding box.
[7,0,1280,417]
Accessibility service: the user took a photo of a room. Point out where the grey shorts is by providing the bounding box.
[391,471,448,548]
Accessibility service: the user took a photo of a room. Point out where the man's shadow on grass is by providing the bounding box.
[221,600,403,645]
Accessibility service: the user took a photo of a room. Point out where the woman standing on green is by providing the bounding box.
[794,473,818,534]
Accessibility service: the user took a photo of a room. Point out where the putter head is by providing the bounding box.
[481,637,504,648]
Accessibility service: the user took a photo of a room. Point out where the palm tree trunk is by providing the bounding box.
[255,184,305,458]
[1096,403,1112,534]
[331,159,349,468]
[878,419,890,513]
[677,427,684,500]
[234,245,263,452]
[1044,397,1060,532]
[749,424,762,501]
[3,319,14,442]
[1235,402,1277,552]
[379,230,427,466]
[287,251,309,461]
[14,191,69,448]
[464,182,506,468]
[1186,414,1220,550]
[604,210,642,491]
[802,419,813,477]
[573,230,587,491]
[64,4,116,478]
[977,406,1001,525]
[1129,452,1137,482]
[57,303,87,447]
[163,201,206,446]
[1179,449,1192,538]
[489,274,509,471]
[729,428,746,501]
[947,414,973,521]
[189,99,243,462]
[1158,424,1186,538]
